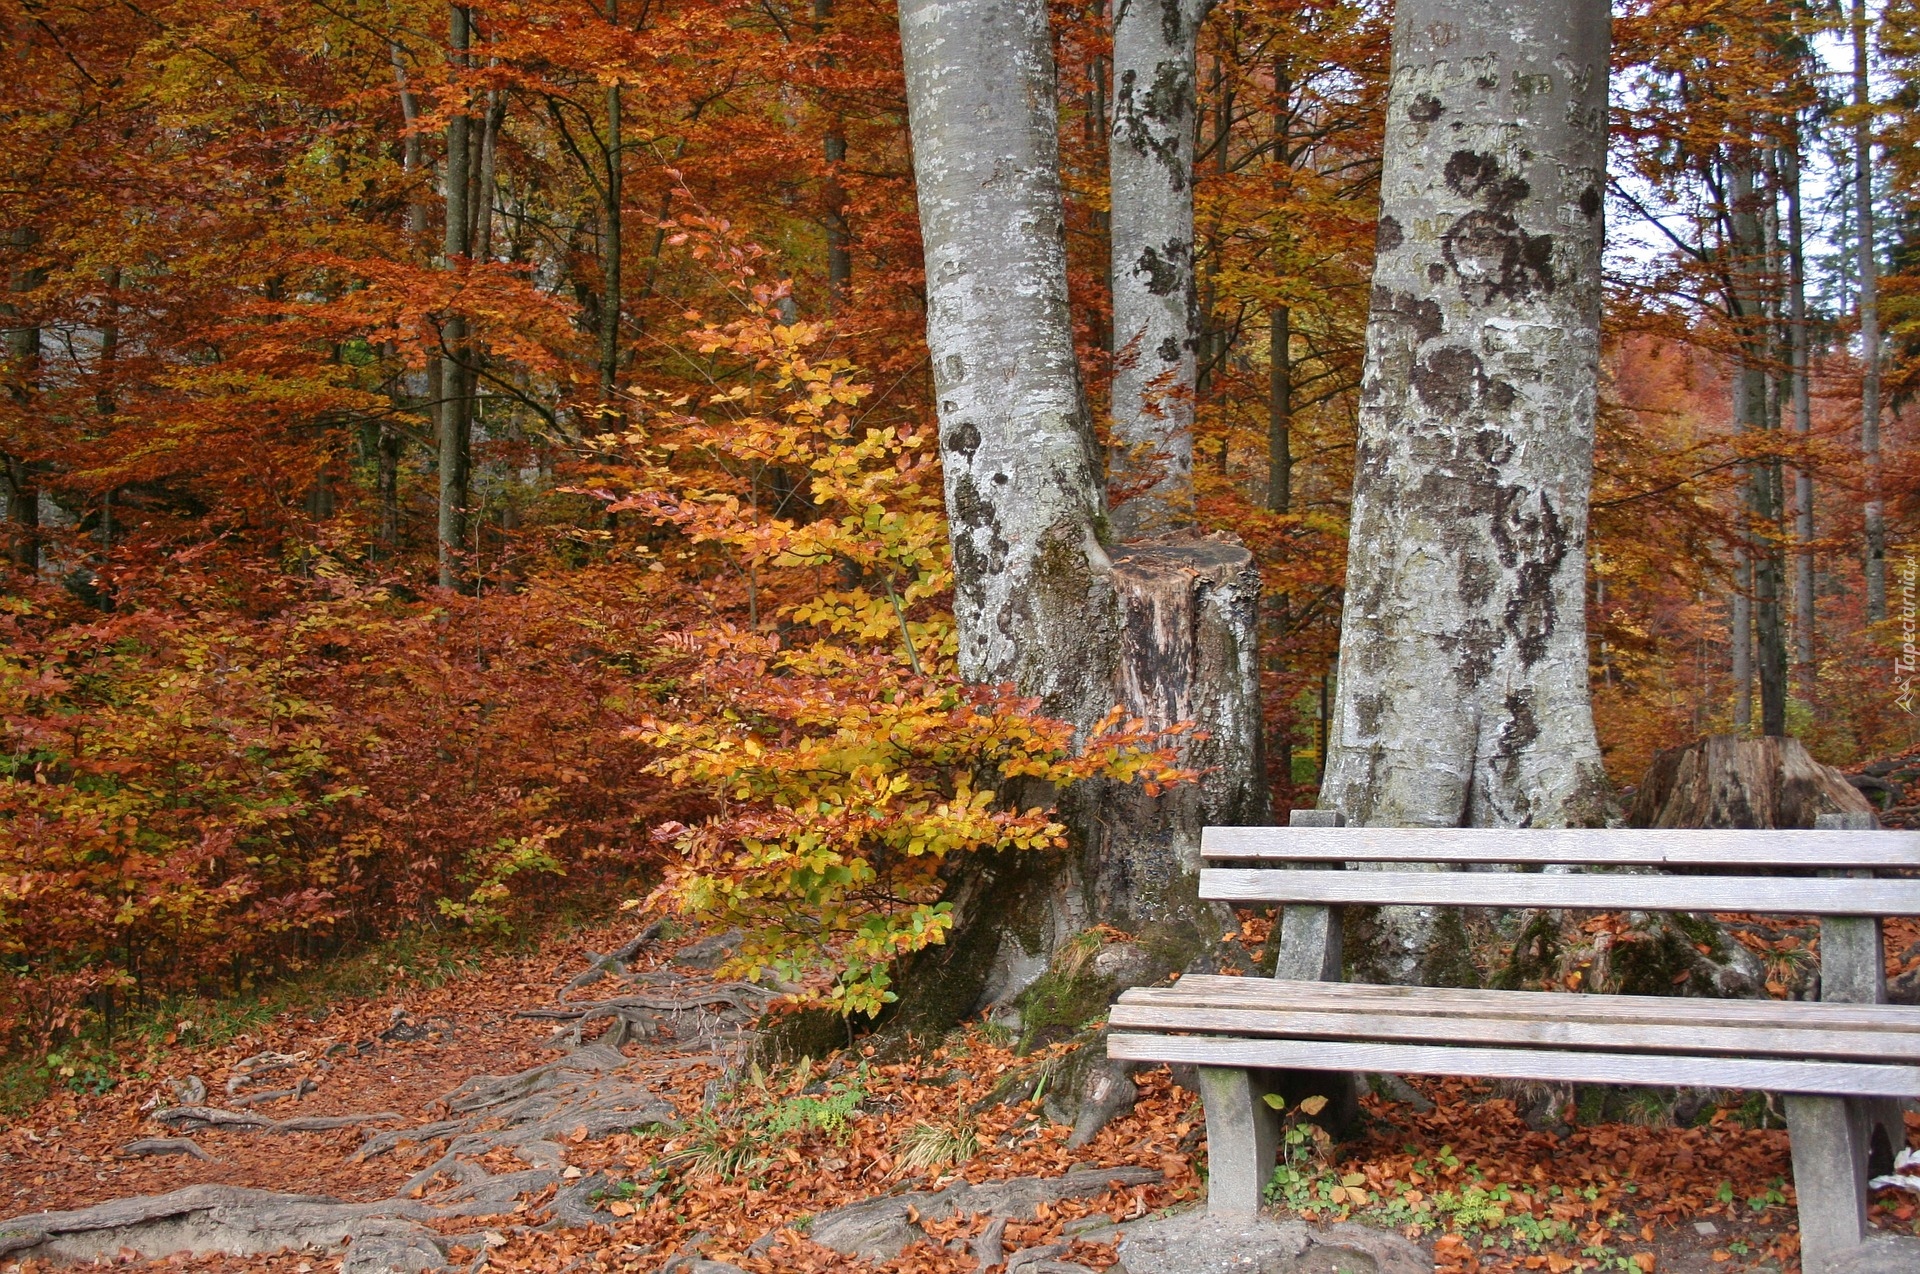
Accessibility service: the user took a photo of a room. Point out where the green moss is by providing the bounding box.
[1489,910,1560,990]
[1419,908,1483,989]
[1668,911,1724,959]
[1015,931,1116,1054]
[1610,922,1704,997]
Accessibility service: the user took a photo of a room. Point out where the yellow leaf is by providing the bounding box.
[1298,1094,1329,1116]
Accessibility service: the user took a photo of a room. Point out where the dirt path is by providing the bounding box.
[5,918,1919,1274]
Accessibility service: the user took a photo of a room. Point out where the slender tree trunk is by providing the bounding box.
[473,90,501,263]
[600,4,623,406]
[392,47,430,241]
[892,0,1263,1061]
[1267,305,1291,514]
[1268,300,1294,801]
[1853,0,1886,622]
[1266,60,1296,807]
[1785,124,1816,671]
[814,0,852,301]
[1732,548,1752,730]
[1321,0,1611,983]
[1107,0,1208,535]
[3,229,42,575]
[1727,149,1786,736]
[439,4,474,590]
[378,426,401,549]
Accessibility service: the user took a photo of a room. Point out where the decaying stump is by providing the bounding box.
[1084,534,1267,926]
[886,534,1262,1139]
[1628,735,1875,829]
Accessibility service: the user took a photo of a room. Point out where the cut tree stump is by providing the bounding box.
[1628,735,1874,830]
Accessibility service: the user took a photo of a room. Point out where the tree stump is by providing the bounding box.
[1627,735,1875,829]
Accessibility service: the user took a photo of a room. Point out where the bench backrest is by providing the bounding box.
[1198,825,1920,917]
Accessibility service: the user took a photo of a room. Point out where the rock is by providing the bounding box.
[674,930,742,971]
[686,1262,748,1274]
[1109,1208,1428,1274]
[1824,1235,1920,1274]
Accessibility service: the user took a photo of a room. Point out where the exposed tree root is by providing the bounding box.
[151,1106,404,1135]
[117,1138,214,1161]
[0,974,749,1271]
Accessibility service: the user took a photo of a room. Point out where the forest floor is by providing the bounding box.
[6,912,1920,1274]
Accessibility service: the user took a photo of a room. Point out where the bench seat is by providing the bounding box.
[1106,813,1920,1274]
[1110,976,1920,1096]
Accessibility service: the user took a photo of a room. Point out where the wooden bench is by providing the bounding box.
[1106,811,1920,1274]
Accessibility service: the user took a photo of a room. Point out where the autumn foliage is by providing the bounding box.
[2,0,1918,1057]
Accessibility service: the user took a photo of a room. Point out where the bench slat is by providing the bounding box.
[1200,867,1920,915]
[1105,1033,1920,1098]
[1124,976,1920,1032]
[1202,826,1920,868]
[1108,1002,1920,1062]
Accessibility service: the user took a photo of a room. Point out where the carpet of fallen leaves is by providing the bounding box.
[4,915,1920,1274]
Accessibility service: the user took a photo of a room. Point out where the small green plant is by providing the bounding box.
[893,1117,980,1177]
[656,1058,869,1184]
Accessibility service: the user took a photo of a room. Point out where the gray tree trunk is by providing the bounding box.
[392,47,430,241]
[1784,128,1815,670]
[439,4,474,591]
[1321,0,1611,958]
[1727,149,1785,736]
[3,229,42,575]
[893,0,1262,1047]
[1107,0,1208,535]
[814,0,852,301]
[1852,0,1886,624]
[600,2,623,405]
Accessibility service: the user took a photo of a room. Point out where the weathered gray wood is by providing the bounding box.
[1201,825,1920,868]
[1199,867,1920,915]
[1106,1033,1920,1097]
[1799,812,1903,1274]
[1107,1002,1920,1061]
[1787,1095,1874,1274]
[1121,976,1920,1031]
[1193,1067,1279,1218]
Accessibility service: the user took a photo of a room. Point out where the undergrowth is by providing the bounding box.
[0,898,618,1113]
[654,1056,870,1188]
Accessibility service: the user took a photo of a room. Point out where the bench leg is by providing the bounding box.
[1786,1095,1903,1274]
[1197,1066,1280,1218]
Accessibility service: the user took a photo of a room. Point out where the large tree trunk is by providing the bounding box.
[1322,0,1611,834]
[893,0,1262,1061]
[1107,0,1207,536]
[1853,0,1886,623]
